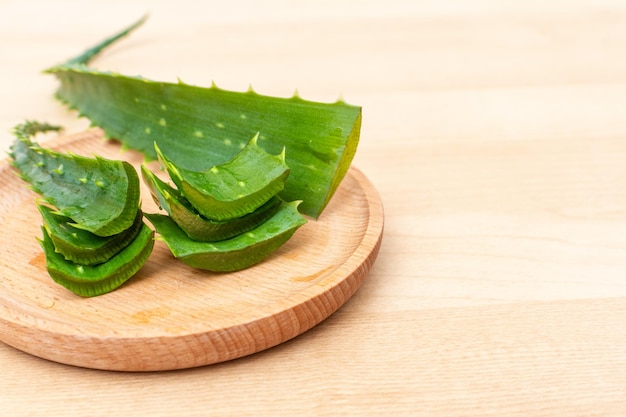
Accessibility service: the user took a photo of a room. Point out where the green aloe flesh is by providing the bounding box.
[45,16,362,218]
[10,122,140,237]
[39,204,144,265]
[155,134,289,221]
[40,223,154,297]
[144,200,306,272]
[141,165,282,242]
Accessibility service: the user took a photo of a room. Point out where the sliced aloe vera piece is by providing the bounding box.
[145,201,306,272]
[45,17,362,218]
[39,223,154,297]
[155,135,289,221]
[9,122,140,236]
[141,165,281,242]
[39,204,144,265]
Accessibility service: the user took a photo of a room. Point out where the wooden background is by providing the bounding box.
[2,0,626,415]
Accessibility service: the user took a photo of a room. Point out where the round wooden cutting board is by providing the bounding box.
[0,129,384,371]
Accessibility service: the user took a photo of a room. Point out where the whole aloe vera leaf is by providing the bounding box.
[9,122,140,236]
[44,17,362,218]
[155,134,289,221]
[141,165,282,242]
[40,223,154,297]
[144,201,306,272]
[39,204,144,265]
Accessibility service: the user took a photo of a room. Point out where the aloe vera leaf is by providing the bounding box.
[39,204,144,265]
[44,17,362,218]
[141,165,282,242]
[9,122,140,236]
[144,201,306,272]
[39,223,154,297]
[155,134,289,221]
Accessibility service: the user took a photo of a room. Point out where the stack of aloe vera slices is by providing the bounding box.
[9,121,154,297]
[142,134,307,272]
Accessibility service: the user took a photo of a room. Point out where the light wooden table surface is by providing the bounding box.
[3,0,626,415]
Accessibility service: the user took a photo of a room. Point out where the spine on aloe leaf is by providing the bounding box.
[44,16,362,218]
